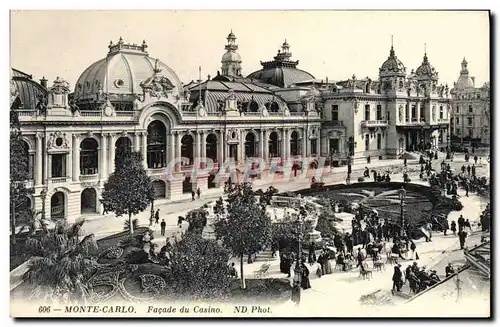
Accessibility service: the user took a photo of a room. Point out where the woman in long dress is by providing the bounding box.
[300,263,311,290]
[324,250,333,274]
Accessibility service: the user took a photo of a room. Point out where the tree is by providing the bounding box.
[10,108,33,244]
[22,219,99,304]
[213,182,272,289]
[101,151,155,235]
[185,207,209,234]
[168,232,231,300]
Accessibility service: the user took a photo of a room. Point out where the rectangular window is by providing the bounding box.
[468,117,473,126]
[405,104,409,121]
[477,94,480,99]
[331,104,339,121]
[387,111,390,122]
[456,106,460,114]
[411,105,416,120]
[439,106,444,119]
[365,135,370,151]
[310,139,317,155]
[456,117,459,124]
[468,128,473,137]
[364,105,370,121]
[377,133,382,150]
[469,105,473,113]
[456,128,460,135]
[376,105,382,120]
[51,154,66,178]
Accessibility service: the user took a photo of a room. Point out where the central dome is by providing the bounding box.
[74,38,183,100]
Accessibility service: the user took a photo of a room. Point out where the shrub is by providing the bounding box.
[125,249,150,264]
[358,177,365,182]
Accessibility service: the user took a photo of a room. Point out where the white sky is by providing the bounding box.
[10,10,489,89]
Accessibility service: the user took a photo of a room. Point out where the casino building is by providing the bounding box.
[11,32,451,222]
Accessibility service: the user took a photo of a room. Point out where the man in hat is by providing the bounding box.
[392,263,404,293]
[445,263,455,278]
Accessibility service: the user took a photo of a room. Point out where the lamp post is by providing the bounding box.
[291,206,306,305]
[10,182,19,245]
[347,138,356,183]
[398,186,406,237]
[149,199,155,226]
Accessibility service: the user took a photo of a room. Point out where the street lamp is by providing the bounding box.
[291,206,306,305]
[398,186,406,237]
[149,199,155,226]
[40,188,47,220]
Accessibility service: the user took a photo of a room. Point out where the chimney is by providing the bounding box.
[207,74,211,81]
[40,76,48,89]
[471,77,475,86]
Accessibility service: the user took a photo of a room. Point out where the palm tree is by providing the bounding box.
[22,219,99,305]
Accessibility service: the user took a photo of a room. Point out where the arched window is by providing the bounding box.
[80,138,98,175]
[269,102,280,112]
[147,121,167,169]
[268,132,280,158]
[181,135,194,165]
[290,131,299,156]
[245,133,257,158]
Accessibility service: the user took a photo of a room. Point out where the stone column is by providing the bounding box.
[239,131,245,164]
[302,130,307,157]
[281,129,286,159]
[47,154,52,181]
[142,131,148,169]
[195,131,201,168]
[66,143,72,180]
[259,129,264,158]
[108,134,115,175]
[218,131,224,165]
[35,133,43,186]
[263,130,269,162]
[176,132,182,172]
[167,132,174,167]
[72,134,80,182]
[134,133,140,152]
[100,133,108,181]
[417,102,421,122]
[200,131,206,169]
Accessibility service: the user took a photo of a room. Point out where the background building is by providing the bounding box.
[321,44,451,165]
[450,58,491,146]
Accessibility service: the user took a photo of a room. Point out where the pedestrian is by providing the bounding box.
[410,240,417,260]
[229,262,238,278]
[404,157,407,167]
[155,209,160,224]
[191,190,196,201]
[467,165,471,176]
[450,220,457,236]
[458,229,467,250]
[472,165,476,177]
[392,264,404,293]
[445,263,455,278]
[465,182,470,197]
[177,216,184,228]
[367,155,371,164]
[196,187,201,199]
[457,215,465,232]
[160,219,166,236]
[300,262,311,290]
[474,155,478,164]
[356,248,366,272]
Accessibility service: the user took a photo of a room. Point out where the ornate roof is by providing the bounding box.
[10,68,47,110]
[379,46,406,77]
[454,58,475,89]
[73,38,183,101]
[187,79,287,113]
[415,53,438,81]
[246,40,315,88]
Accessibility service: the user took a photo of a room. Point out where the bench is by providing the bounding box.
[254,264,271,278]
[359,269,373,280]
